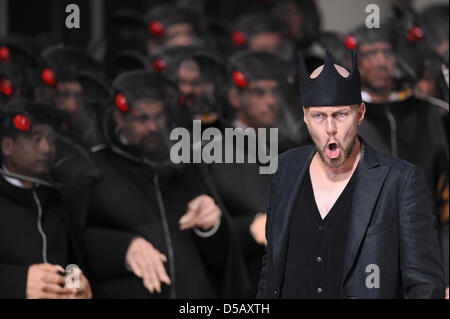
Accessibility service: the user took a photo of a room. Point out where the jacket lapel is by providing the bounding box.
[342,139,390,284]
[272,145,315,284]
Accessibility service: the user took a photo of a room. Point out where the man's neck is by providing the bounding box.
[2,163,34,188]
[312,137,361,182]
[236,114,250,129]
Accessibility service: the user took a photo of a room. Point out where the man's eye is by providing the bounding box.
[154,112,166,122]
[30,134,42,143]
[313,114,324,119]
[253,88,265,97]
[134,116,148,123]
[58,91,70,99]
[363,51,375,59]
[335,112,347,119]
[383,49,394,58]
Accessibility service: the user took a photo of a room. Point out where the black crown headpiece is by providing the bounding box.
[298,50,362,107]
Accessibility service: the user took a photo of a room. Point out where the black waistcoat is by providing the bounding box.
[282,167,358,298]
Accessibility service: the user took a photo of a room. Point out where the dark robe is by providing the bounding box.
[0,176,87,298]
[84,145,251,298]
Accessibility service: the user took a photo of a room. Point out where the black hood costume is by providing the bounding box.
[0,100,101,189]
[0,99,100,298]
[37,45,105,149]
[83,70,252,298]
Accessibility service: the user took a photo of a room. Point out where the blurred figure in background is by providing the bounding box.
[416,5,449,102]
[272,0,322,49]
[150,45,229,131]
[231,12,285,55]
[271,0,324,71]
[0,100,99,298]
[226,50,306,149]
[144,5,202,55]
[0,35,41,108]
[35,45,105,150]
[0,63,33,108]
[83,70,251,298]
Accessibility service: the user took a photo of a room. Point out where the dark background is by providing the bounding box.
[3,0,276,48]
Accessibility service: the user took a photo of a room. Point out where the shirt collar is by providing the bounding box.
[1,165,33,189]
[119,133,130,146]
[361,89,414,103]
[233,118,248,129]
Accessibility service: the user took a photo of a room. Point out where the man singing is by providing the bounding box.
[257,50,445,299]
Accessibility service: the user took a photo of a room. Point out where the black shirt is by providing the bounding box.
[281,166,359,298]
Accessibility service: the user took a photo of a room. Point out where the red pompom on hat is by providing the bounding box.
[232,70,248,88]
[115,93,129,112]
[231,30,247,47]
[0,46,11,62]
[149,20,165,37]
[345,34,358,50]
[407,26,423,43]
[42,68,56,86]
[13,114,31,131]
[152,58,167,73]
[0,78,13,96]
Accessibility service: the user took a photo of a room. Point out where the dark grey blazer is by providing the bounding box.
[257,137,445,299]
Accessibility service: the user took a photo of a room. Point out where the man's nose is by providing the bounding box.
[326,118,337,136]
[63,96,79,113]
[263,91,278,109]
[39,137,53,154]
[374,50,388,66]
[181,83,193,95]
[145,119,159,132]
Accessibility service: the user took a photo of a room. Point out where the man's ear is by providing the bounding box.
[357,103,366,125]
[228,87,241,109]
[1,137,14,158]
[302,106,309,125]
[113,110,125,129]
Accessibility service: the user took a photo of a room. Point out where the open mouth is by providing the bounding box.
[326,142,340,159]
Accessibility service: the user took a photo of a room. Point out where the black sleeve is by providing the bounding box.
[399,165,446,298]
[84,226,135,280]
[193,164,252,298]
[232,214,265,259]
[0,264,29,298]
[192,163,231,273]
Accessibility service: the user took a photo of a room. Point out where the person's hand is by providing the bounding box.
[125,237,171,294]
[26,263,75,299]
[179,194,221,231]
[250,213,267,246]
[446,287,449,299]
